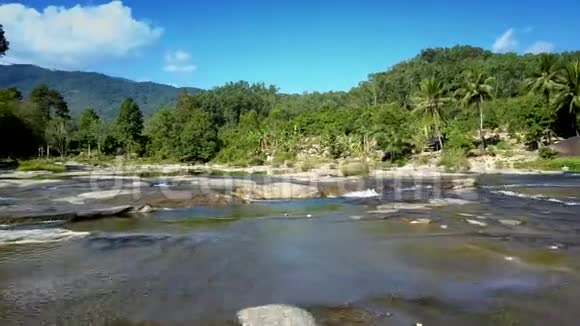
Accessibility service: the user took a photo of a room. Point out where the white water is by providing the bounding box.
[0,229,90,245]
[342,189,380,198]
[492,190,580,206]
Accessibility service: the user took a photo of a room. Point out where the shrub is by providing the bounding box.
[438,149,470,172]
[538,147,558,160]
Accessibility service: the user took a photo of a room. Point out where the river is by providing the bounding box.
[1,173,580,325]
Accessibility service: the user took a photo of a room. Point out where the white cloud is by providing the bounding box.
[492,28,518,53]
[525,41,555,54]
[0,1,163,69]
[522,26,534,34]
[163,50,196,73]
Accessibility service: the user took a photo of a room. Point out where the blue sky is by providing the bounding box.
[2,0,580,93]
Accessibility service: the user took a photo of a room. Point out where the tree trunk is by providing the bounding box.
[435,121,443,152]
[88,144,91,157]
[478,101,485,151]
[545,92,553,144]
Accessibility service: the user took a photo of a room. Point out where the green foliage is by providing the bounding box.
[179,109,218,162]
[438,148,470,172]
[0,24,8,56]
[445,123,475,152]
[516,157,580,171]
[413,78,448,149]
[16,159,67,173]
[145,108,179,160]
[77,108,100,154]
[455,68,495,149]
[216,110,265,165]
[553,61,580,136]
[115,98,144,154]
[30,84,70,120]
[46,116,74,157]
[538,147,558,159]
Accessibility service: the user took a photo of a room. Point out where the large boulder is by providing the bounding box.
[550,136,580,157]
[237,304,317,326]
[234,182,321,200]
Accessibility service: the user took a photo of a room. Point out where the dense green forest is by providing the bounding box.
[0,64,202,118]
[1,23,580,166]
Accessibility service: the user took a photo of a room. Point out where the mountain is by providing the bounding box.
[0,64,203,118]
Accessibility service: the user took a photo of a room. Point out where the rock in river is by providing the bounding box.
[237,304,317,326]
[499,219,522,226]
[234,182,320,200]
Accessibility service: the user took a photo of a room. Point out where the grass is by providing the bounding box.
[16,159,67,173]
[514,157,580,172]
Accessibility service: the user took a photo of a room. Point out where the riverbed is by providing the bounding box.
[1,172,580,325]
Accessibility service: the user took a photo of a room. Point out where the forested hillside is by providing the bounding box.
[0,64,202,118]
[2,43,580,168]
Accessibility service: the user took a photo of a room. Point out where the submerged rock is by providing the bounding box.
[410,218,431,224]
[237,304,317,326]
[465,219,487,227]
[73,205,134,221]
[445,177,477,191]
[498,219,522,226]
[137,204,155,213]
[234,182,321,200]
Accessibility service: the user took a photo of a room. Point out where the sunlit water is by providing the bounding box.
[1,174,580,325]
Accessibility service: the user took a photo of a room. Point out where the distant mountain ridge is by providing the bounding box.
[0,64,203,118]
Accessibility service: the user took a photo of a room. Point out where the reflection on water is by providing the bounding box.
[0,174,580,325]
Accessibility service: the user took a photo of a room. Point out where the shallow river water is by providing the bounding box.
[1,173,580,325]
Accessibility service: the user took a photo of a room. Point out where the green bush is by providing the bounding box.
[17,159,67,173]
[438,149,470,172]
[538,147,558,159]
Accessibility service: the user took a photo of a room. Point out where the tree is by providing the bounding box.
[179,109,218,162]
[0,24,8,56]
[115,98,144,154]
[455,69,495,150]
[554,61,580,136]
[0,88,22,102]
[413,78,448,151]
[524,54,560,143]
[146,108,179,159]
[46,116,73,158]
[78,108,100,156]
[30,85,70,120]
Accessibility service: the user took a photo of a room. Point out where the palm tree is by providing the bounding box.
[413,78,448,151]
[524,54,560,143]
[553,61,580,136]
[455,69,495,151]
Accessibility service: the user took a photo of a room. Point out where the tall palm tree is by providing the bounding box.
[455,69,495,151]
[554,61,580,136]
[413,78,448,151]
[524,54,560,143]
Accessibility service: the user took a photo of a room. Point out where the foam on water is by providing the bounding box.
[492,190,580,206]
[0,228,90,245]
[342,189,380,198]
